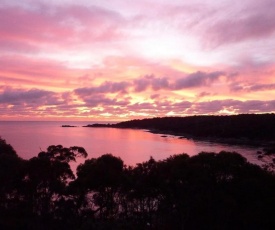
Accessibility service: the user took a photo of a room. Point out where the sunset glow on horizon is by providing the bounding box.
[1,0,275,121]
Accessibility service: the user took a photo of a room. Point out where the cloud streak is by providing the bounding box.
[173,71,225,89]
[1,86,275,119]
[0,88,61,105]
[202,0,275,47]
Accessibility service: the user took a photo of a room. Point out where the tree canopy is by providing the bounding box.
[0,137,274,229]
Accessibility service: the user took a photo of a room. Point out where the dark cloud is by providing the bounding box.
[233,100,275,113]
[230,82,275,92]
[249,83,275,91]
[79,93,130,107]
[0,87,69,118]
[133,75,169,92]
[0,88,60,105]
[76,71,229,99]
[1,86,275,117]
[151,77,170,90]
[187,99,275,114]
[133,72,225,92]
[126,100,192,115]
[128,102,156,111]
[83,95,117,107]
[75,81,130,95]
[189,100,225,114]
[76,76,170,96]
[117,99,275,116]
[172,101,192,108]
[133,76,151,92]
[197,92,213,98]
[174,71,225,89]
[229,82,245,92]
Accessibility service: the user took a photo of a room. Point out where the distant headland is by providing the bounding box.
[83,114,275,143]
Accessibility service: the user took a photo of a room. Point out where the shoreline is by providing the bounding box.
[146,128,275,148]
[82,125,275,166]
[82,124,275,148]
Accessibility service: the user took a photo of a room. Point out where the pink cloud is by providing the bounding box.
[186,100,275,115]
[0,55,93,89]
[1,85,275,119]
[75,81,130,96]
[173,71,225,89]
[0,4,124,55]
[0,87,64,105]
[230,83,275,92]
[1,1,275,120]
[133,75,170,92]
[200,0,275,47]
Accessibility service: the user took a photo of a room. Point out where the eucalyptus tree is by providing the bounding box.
[72,154,124,222]
[23,145,87,226]
[0,138,26,228]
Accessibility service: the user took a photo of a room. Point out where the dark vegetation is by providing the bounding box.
[1,137,275,229]
[86,114,275,143]
[112,114,275,140]
[84,123,112,128]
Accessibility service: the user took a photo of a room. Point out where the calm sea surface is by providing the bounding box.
[0,121,264,167]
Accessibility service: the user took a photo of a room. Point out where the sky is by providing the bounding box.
[0,0,275,121]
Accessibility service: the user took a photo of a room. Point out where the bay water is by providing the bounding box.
[0,121,264,168]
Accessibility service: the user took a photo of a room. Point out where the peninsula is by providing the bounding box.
[84,114,275,141]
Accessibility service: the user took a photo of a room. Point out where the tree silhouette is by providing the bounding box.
[0,138,275,229]
[0,138,27,229]
[72,154,124,223]
[21,145,87,228]
[38,144,87,162]
[0,137,18,157]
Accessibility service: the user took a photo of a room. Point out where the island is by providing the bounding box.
[61,125,77,127]
[83,123,112,127]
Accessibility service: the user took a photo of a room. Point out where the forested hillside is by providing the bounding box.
[114,114,275,140]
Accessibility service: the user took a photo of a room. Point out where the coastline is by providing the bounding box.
[146,128,275,148]
[82,123,275,148]
[81,124,275,166]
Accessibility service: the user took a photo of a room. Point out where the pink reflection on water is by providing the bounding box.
[0,121,262,173]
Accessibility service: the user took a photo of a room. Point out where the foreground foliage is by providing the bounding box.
[0,138,275,230]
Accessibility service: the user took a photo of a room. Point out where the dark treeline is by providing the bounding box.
[1,137,275,230]
[111,114,275,140]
